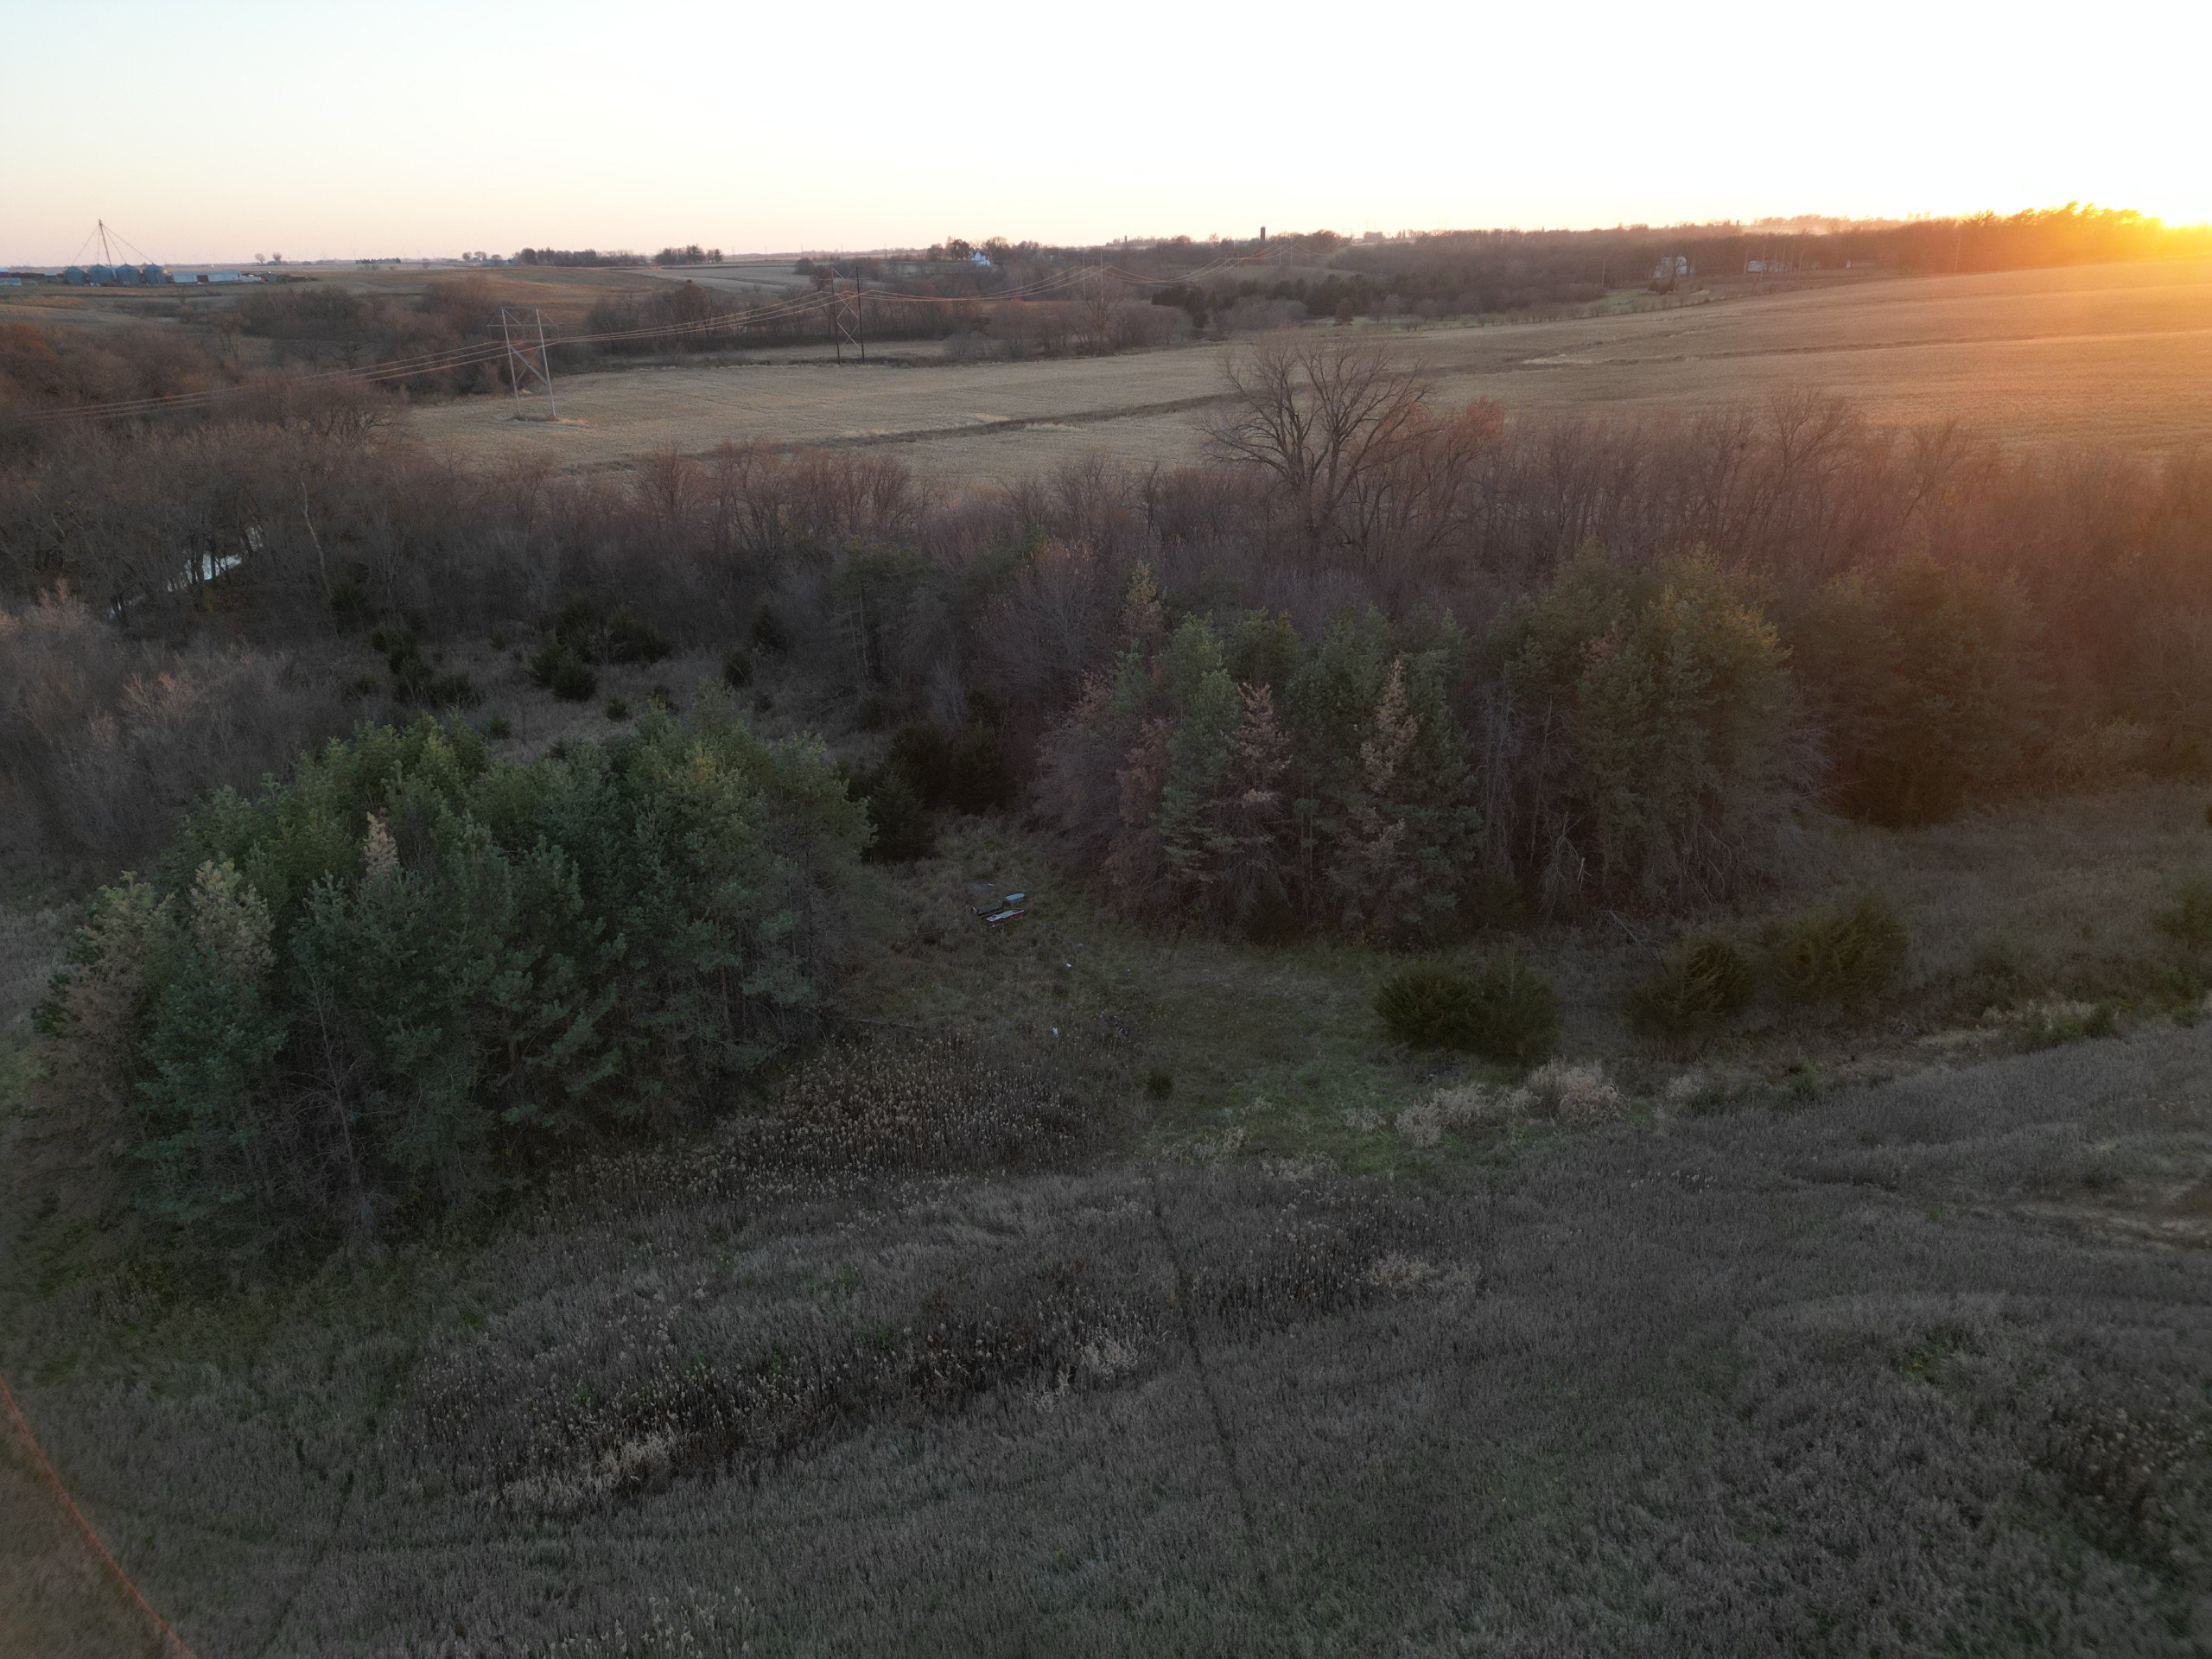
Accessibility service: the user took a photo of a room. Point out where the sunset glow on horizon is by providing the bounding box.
[4,0,2208,264]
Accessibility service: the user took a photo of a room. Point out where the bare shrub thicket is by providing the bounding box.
[0,589,344,861]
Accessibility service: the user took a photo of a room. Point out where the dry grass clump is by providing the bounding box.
[0,590,344,861]
[1395,1082,1502,1147]
[1394,1063,1627,1144]
[1509,1060,1629,1123]
[766,1031,1086,1173]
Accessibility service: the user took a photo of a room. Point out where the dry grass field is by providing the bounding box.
[404,258,2212,483]
[7,1006,2209,1656]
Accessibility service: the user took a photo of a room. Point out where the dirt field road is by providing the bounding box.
[407,259,2212,482]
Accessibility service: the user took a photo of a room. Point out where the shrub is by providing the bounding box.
[1626,934,1757,1038]
[1770,894,1908,1005]
[752,607,790,653]
[412,669,480,709]
[853,763,936,862]
[886,721,955,804]
[605,696,631,721]
[1375,957,1558,1065]
[368,622,420,673]
[33,702,869,1257]
[529,639,598,702]
[946,718,1016,814]
[484,713,512,740]
[721,647,754,690]
[2152,874,2212,947]
[373,626,477,710]
[604,609,671,665]
[543,594,671,670]
[1143,1066,1175,1100]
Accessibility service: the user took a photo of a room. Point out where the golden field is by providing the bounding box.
[404,258,2212,481]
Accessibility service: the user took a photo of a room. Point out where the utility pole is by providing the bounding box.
[496,306,558,417]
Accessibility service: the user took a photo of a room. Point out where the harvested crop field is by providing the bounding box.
[406,258,2212,482]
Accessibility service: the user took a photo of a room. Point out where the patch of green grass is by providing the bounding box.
[848,825,1455,1167]
[2153,874,2212,948]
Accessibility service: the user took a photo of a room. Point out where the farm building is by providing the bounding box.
[63,263,175,286]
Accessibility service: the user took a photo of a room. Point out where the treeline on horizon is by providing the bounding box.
[513,201,2211,315]
[1,203,2201,419]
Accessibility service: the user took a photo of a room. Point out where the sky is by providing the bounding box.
[3,0,2208,264]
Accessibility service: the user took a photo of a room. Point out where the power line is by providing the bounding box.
[10,264,1114,426]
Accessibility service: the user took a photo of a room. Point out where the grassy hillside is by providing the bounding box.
[5,781,2211,1656]
[3,1020,2207,1656]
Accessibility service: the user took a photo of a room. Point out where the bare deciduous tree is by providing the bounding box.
[1205,332,1499,565]
[1205,333,1430,550]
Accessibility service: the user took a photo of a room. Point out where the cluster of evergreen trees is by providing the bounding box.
[36,702,868,1256]
[1037,553,2041,941]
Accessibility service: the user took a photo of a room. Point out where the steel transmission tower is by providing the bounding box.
[826,267,866,364]
[496,306,559,416]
